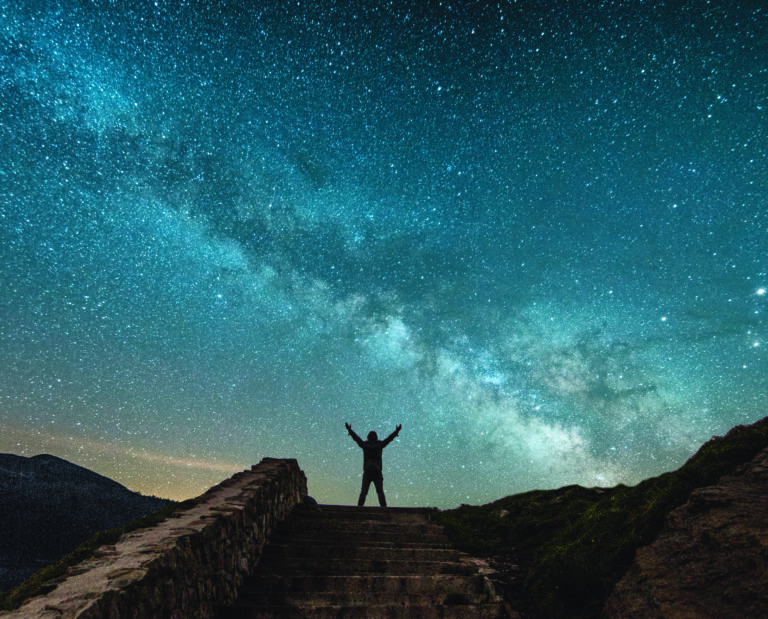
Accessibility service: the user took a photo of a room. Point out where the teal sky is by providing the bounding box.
[1,0,766,507]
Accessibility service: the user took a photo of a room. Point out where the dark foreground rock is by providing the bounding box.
[603,445,768,618]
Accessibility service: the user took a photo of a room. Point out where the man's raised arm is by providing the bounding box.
[382,424,402,447]
[345,422,365,447]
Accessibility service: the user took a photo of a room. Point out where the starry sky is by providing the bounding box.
[1,0,766,507]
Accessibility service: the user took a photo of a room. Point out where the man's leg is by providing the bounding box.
[358,475,372,506]
[373,475,387,508]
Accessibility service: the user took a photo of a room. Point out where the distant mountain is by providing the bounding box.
[0,454,172,591]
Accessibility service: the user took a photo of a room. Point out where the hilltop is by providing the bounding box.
[431,415,768,618]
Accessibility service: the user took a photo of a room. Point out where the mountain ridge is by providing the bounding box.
[432,415,768,618]
[0,452,172,591]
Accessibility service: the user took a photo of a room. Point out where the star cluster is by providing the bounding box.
[1,1,766,506]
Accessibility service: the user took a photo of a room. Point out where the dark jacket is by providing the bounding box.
[347,428,399,475]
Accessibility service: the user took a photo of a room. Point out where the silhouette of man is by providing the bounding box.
[345,422,401,507]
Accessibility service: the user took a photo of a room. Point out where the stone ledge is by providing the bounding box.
[2,458,307,619]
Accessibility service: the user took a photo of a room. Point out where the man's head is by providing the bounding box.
[367,431,378,441]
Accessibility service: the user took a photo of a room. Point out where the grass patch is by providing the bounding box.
[0,498,196,611]
[431,416,768,618]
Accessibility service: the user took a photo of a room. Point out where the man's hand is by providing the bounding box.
[395,424,402,434]
[345,422,352,433]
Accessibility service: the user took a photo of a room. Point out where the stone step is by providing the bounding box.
[278,518,445,536]
[292,504,432,521]
[236,573,490,598]
[263,543,461,563]
[271,540,451,553]
[228,583,496,608]
[279,510,441,523]
[254,557,476,576]
[271,530,450,546]
[221,602,507,618]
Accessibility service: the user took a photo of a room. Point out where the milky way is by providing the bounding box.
[1,1,766,506]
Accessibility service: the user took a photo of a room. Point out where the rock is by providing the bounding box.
[603,446,768,618]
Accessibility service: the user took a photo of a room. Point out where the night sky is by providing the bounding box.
[1,1,766,507]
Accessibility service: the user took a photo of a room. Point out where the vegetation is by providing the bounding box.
[0,498,196,611]
[431,416,768,618]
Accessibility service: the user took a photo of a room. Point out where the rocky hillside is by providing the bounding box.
[431,416,768,618]
[604,442,768,617]
[0,454,172,591]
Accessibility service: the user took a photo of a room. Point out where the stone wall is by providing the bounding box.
[2,458,307,619]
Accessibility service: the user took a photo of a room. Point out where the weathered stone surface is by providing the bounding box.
[218,504,515,618]
[603,446,768,618]
[1,458,307,619]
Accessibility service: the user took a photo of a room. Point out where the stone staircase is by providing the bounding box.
[216,504,508,618]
